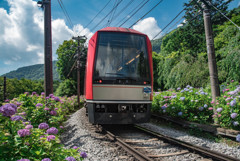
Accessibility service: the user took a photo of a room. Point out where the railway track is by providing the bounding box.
[95,124,240,161]
[151,114,240,141]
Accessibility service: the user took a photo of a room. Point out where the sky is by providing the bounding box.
[0,0,239,75]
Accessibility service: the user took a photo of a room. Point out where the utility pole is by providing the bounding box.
[72,36,86,108]
[37,0,53,96]
[200,0,220,123]
[3,76,6,101]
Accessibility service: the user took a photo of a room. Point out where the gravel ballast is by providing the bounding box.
[139,122,240,160]
[61,108,240,160]
[60,108,135,161]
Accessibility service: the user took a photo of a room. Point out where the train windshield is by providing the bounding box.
[94,32,150,84]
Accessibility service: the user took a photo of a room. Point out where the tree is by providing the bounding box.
[56,40,87,95]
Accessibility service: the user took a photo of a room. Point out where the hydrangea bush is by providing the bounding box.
[152,81,240,131]
[0,92,86,160]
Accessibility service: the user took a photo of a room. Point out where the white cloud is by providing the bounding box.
[132,17,162,40]
[177,19,187,28]
[0,0,93,75]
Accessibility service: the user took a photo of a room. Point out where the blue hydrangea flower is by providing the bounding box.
[80,152,87,158]
[236,134,240,142]
[72,146,78,149]
[178,112,183,116]
[161,105,167,110]
[11,115,24,121]
[230,100,236,107]
[65,157,76,161]
[36,103,43,107]
[199,107,204,111]
[47,135,55,141]
[42,158,51,161]
[18,129,31,137]
[38,123,49,129]
[233,121,239,126]
[54,97,61,102]
[231,113,237,119]
[0,104,16,117]
[216,108,222,113]
[46,127,58,135]
[204,104,208,108]
[179,97,185,101]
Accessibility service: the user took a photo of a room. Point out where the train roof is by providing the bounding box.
[98,27,146,36]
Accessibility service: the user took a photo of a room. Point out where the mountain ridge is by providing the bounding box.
[1,61,60,80]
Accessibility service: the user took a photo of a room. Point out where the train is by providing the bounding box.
[85,27,153,124]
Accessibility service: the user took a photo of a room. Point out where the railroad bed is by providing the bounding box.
[60,108,240,160]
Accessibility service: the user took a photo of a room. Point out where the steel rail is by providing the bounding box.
[96,125,154,161]
[151,114,238,140]
[135,125,240,161]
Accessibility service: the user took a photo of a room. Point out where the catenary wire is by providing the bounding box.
[114,0,145,27]
[57,0,74,29]
[107,0,119,27]
[129,0,164,28]
[207,0,240,30]
[151,8,186,40]
[90,0,123,32]
[108,0,135,26]
[119,0,150,27]
[78,0,112,35]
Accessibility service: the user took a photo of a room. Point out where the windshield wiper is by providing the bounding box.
[105,73,124,76]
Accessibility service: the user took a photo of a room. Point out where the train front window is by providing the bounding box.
[94,32,150,84]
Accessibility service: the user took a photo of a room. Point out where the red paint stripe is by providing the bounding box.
[93,86,143,89]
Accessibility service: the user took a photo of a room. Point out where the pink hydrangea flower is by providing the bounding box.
[47,135,55,141]
[18,129,31,137]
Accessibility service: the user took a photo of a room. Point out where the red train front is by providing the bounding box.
[85,27,153,124]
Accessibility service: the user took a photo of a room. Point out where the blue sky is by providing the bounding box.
[0,0,239,75]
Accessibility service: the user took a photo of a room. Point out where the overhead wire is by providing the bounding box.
[207,1,240,30]
[79,0,112,34]
[90,0,123,32]
[114,0,145,27]
[129,0,164,28]
[119,0,150,27]
[57,0,74,29]
[108,0,135,26]
[151,8,186,40]
[107,0,119,27]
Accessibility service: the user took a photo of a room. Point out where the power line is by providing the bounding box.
[57,0,74,29]
[108,0,135,26]
[80,0,112,34]
[114,0,145,27]
[207,0,240,30]
[90,0,123,32]
[129,0,164,28]
[119,0,150,27]
[151,8,186,40]
[107,0,119,27]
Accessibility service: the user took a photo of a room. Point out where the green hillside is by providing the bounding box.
[1,61,60,80]
[151,5,240,90]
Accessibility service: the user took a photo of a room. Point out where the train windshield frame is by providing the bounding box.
[93,31,150,84]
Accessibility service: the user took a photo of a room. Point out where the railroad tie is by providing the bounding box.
[147,150,189,158]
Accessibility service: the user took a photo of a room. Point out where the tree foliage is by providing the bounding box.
[55,79,77,97]
[0,77,44,104]
[153,5,240,90]
[56,40,87,95]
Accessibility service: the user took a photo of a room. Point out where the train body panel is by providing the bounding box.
[85,27,153,124]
